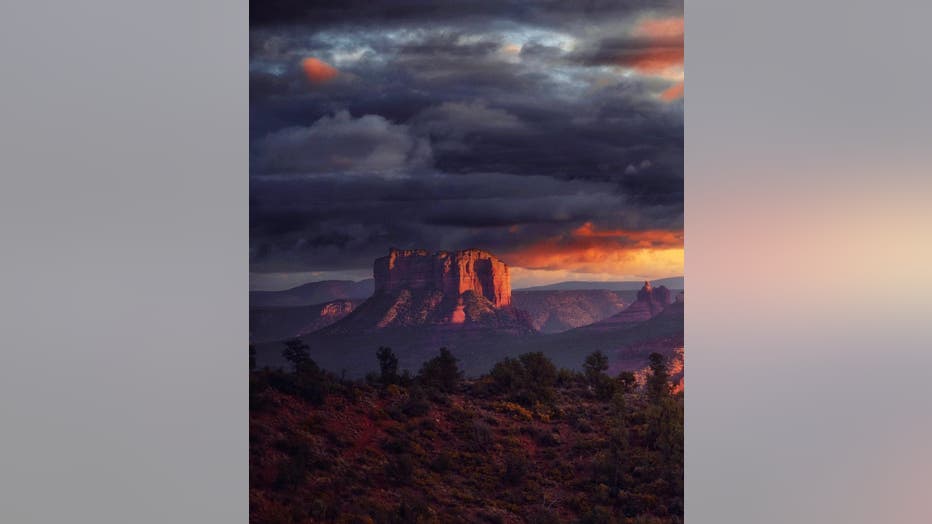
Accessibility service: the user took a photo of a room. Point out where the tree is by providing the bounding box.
[519,352,557,390]
[616,371,637,393]
[646,352,670,402]
[282,338,321,376]
[583,351,609,384]
[276,339,327,404]
[377,346,399,385]
[489,352,558,406]
[584,351,615,400]
[418,347,462,393]
[282,338,311,368]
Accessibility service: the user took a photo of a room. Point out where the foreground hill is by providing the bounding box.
[250,352,683,523]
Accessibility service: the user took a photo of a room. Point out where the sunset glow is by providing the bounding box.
[506,223,684,277]
[301,57,338,84]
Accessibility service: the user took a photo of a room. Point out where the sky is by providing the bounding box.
[249,0,683,290]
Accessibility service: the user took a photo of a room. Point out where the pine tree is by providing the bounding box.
[376,346,399,385]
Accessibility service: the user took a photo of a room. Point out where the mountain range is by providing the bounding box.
[517,276,683,292]
[249,279,374,308]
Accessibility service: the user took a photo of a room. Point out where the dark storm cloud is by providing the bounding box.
[251,0,683,31]
[249,1,683,276]
[253,111,432,175]
[250,172,681,272]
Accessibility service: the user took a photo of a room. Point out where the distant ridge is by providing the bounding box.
[250,279,374,308]
[517,277,683,292]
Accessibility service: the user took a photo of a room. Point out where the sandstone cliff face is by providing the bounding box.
[374,248,511,307]
[322,248,530,333]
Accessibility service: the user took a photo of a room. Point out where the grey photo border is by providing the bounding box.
[1,0,930,522]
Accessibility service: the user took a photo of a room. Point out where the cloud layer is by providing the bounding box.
[250,1,683,284]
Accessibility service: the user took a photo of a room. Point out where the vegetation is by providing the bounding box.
[487,352,558,406]
[250,344,683,523]
[417,347,463,394]
[377,346,400,385]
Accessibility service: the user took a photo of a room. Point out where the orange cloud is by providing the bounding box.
[617,16,684,81]
[633,17,684,39]
[301,57,338,84]
[661,81,684,101]
[504,223,684,277]
[572,222,683,246]
[621,48,683,76]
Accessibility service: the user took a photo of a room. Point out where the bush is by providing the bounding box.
[401,396,431,417]
[578,506,618,524]
[616,371,637,393]
[417,348,462,393]
[376,346,399,385]
[392,497,430,524]
[430,452,453,473]
[489,352,558,406]
[282,339,313,371]
[502,453,529,485]
[385,453,415,483]
[583,351,617,401]
[583,351,609,384]
[557,367,581,386]
[527,508,561,524]
[646,353,671,402]
[491,401,533,421]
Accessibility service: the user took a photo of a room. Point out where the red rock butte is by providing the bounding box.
[373,248,512,308]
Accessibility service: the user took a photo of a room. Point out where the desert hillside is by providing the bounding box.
[251,348,683,524]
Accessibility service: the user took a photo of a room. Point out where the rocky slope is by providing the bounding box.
[249,300,360,343]
[511,290,628,333]
[596,281,673,325]
[519,276,684,292]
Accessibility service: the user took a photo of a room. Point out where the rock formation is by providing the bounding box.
[322,248,531,333]
[598,281,673,325]
[374,248,511,308]
[249,299,360,342]
[511,290,627,333]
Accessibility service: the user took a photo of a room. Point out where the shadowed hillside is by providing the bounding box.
[250,349,683,523]
[511,290,630,333]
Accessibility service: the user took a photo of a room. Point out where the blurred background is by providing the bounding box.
[687,0,932,522]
